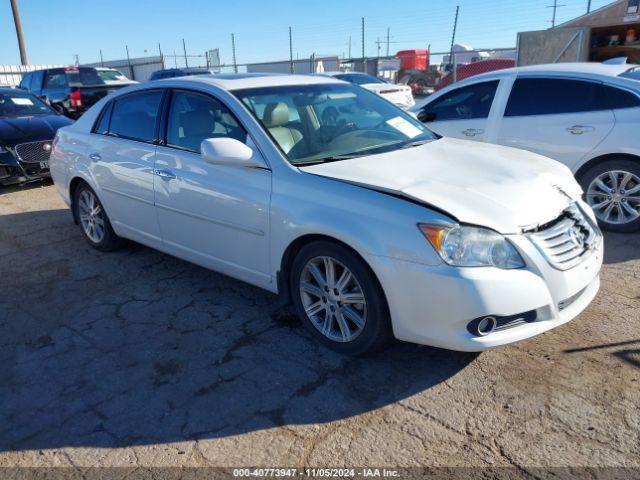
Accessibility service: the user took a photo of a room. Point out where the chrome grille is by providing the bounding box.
[528,204,601,271]
[14,141,52,165]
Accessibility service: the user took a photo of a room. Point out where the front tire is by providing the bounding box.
[579,159,640,233]
[290,241,392,355]
[73,183,123,251]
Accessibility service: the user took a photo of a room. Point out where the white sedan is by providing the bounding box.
[412,62,640,232]
[319,72,415,109]
[50,74,602,354]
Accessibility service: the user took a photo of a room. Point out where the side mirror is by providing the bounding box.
[200,137,264,168]
[417,110,436,123]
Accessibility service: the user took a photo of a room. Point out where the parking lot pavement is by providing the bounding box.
[0,182,638,471]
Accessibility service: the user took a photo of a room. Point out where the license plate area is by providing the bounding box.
[39,161,49,169]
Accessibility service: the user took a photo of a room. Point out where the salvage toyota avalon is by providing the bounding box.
[49,74,603,354]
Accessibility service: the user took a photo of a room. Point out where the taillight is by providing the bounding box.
[70,89,83,108]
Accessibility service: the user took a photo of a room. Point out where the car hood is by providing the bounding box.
[299,137,582,234]
[0,114,73,146]
[362,83,411,94]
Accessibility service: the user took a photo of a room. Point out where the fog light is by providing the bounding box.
[476,316,497,336]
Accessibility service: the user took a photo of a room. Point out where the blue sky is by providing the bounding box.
[1,0,612,67]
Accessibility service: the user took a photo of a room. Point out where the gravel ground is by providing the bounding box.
[0,182,638,475]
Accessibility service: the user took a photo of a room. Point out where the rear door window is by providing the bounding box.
[64,68,105,86]
[44,70,68,89]
[505,78,608,117]
[108,91,163,143]
[426,80,499,121]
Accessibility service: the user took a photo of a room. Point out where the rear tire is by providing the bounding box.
[579,159,640,233]
[290,241,392,355]
[73,183,123,251]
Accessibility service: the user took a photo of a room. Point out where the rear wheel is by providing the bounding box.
[290,241,391,355]
[580,159,640,233]
[73,183,123,251]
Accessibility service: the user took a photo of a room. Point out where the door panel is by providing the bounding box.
[497,77,615,169]
[89,90,164,245]
[153,89,272,287]
[154,146,271,286]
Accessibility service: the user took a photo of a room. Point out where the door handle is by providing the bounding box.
[462,128,484,137]
[154,168,176,180]
[89,152,101,161]
[566,125,595,135]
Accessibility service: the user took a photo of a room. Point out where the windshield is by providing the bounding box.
[235,83,436,165]
[0,91,55,117]
[98,70,128,82]
[334,73,385,85]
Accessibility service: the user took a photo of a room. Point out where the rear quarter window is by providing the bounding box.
[603,85,640,109]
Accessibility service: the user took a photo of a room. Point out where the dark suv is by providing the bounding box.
[18,67,128,119]
[148,68,216,81]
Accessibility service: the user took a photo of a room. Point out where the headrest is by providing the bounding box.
[262,102,289,128]
[181,109,215,137]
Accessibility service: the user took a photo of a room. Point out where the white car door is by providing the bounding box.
[417,79,502,141]
[496,77,615,169]
[153,89,272,288]
[89,90,164,246]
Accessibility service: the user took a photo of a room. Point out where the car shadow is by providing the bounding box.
[0,208,477,452]
[0,178,53,196]
[564,340,640,370]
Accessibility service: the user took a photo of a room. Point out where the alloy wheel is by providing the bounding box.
[78,189,106,243]
[586,170,640,225]
[299,256,367,343]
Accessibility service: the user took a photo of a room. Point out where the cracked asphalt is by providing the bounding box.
[0,182,638,472]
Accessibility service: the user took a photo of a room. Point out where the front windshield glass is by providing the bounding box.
[0,91,55,117]
[334,73,385,85]
[234,83,435,165]
[98,70,128,81]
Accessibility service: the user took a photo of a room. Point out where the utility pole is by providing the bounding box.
[547,0,565,28]
[376,37,381,58]
[348,35,352,61]
[449,5,459,83]
[100,50,104,67]
[182,38,188,67]
[587,0,592,13]
[386,27,390,57]
[173,50,177,68]
[125,45,133,80]
[361,17,365,71]
[10,0,28,65]
[231,33,238,73]
[158,42,163,67]
[289,27,294,73]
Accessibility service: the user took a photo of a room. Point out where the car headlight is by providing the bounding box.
[419,223,525,269]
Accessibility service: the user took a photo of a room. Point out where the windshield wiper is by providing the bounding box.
[295,154,363,166]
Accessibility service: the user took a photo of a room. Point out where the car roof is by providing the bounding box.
[149,73,344,90]
[468,62,635,81]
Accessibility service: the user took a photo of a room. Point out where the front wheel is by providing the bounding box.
[290,241,392,355]
[580,159,640,233]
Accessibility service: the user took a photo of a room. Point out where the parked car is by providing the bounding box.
[96,67,138,86]
[148,67,218,81]
[0,87,72,186]
[50,74,602,354]
[18,66,128,119]
[412,62,640,232]
[319,72,415,109]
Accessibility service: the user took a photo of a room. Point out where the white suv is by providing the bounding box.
[412,63,640,232]
[50,74,602,354]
